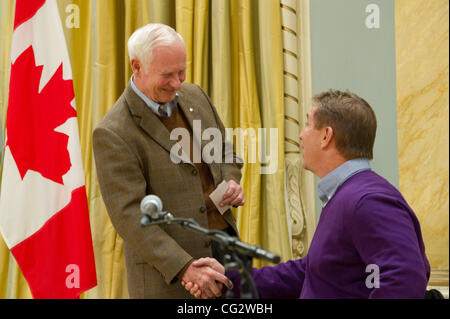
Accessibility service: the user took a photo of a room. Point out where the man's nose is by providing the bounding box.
[170,77,182,90]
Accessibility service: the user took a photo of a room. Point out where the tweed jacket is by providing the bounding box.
[93,83,243,298]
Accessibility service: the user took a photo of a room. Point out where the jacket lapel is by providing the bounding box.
[177,86,225,187]
[124,85,192,165]
[177,88,216,152]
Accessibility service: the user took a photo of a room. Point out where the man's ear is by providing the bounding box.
[321,126,334,149]
[130,58,141,74]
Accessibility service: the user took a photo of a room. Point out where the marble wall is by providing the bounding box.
[395,0,449,277]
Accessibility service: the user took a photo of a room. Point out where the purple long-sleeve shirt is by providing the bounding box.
[228,170,430,298]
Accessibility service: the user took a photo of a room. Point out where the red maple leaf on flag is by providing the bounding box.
[7,46,77,185]
[14,0,46,29]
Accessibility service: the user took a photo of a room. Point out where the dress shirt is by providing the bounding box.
[317,158,371,207]
[129,75,177,116]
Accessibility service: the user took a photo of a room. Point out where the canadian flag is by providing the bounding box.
[0,0,97,298]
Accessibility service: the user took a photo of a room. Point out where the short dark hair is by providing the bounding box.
[312,89,377,160]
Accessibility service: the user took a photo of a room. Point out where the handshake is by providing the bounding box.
[181,257,233,299]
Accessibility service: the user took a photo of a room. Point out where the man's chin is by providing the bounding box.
[301,161,308,170]
[159,93,177,103]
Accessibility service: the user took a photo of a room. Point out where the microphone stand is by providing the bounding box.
[140,212,280,299]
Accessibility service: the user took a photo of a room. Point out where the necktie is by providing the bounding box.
[158,103,168,116]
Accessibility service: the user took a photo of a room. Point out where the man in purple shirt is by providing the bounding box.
[184,89,430,298]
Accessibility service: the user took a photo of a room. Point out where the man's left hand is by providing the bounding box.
[220,180,245,207]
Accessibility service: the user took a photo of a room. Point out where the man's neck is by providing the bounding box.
[317,158,371,207]
[314,155,348,179]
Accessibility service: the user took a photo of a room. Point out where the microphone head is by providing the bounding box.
[272,255,281,264]
[140,194,163,215]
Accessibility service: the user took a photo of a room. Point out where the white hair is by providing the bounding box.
[127,23,184,67]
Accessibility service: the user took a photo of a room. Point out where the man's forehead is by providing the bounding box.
[153,41,186,55]
[150,47,186,71]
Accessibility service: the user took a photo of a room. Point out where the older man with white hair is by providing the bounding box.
[93,23,244,298]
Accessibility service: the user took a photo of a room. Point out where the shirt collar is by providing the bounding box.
[130,75,178,116]
[317,158,371,207]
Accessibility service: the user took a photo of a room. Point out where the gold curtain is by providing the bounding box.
[0,0,294,298]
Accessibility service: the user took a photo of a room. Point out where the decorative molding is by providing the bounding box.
[285,155,307,258]
[281,0,309,259]
[296,0,316,250]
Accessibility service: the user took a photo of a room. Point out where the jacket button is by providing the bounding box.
[192,169,198,175]
[199,206,206,213]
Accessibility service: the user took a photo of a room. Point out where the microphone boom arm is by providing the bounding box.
[141,212,280,264]
[140,211,281,299]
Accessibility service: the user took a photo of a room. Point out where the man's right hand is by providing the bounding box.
[181,257,232,299]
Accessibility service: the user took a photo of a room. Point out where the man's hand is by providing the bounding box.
[181,258,233,299]
[181,257,232,299]
[220,180,245,207]
[183,281,201,299]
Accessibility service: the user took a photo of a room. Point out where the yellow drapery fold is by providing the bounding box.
[176,0,210,91]
[255,0,292,265]
[229,0,264,263]
[0,0,292,297]
[177,0,292,267]
[86,0,128,299]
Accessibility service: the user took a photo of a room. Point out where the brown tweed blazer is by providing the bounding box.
[93,83,242,298]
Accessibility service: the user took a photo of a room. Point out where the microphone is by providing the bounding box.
[140,195,174,226]
[140,194,163,220]
[233,239,281,264]
[253,247,281,264]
